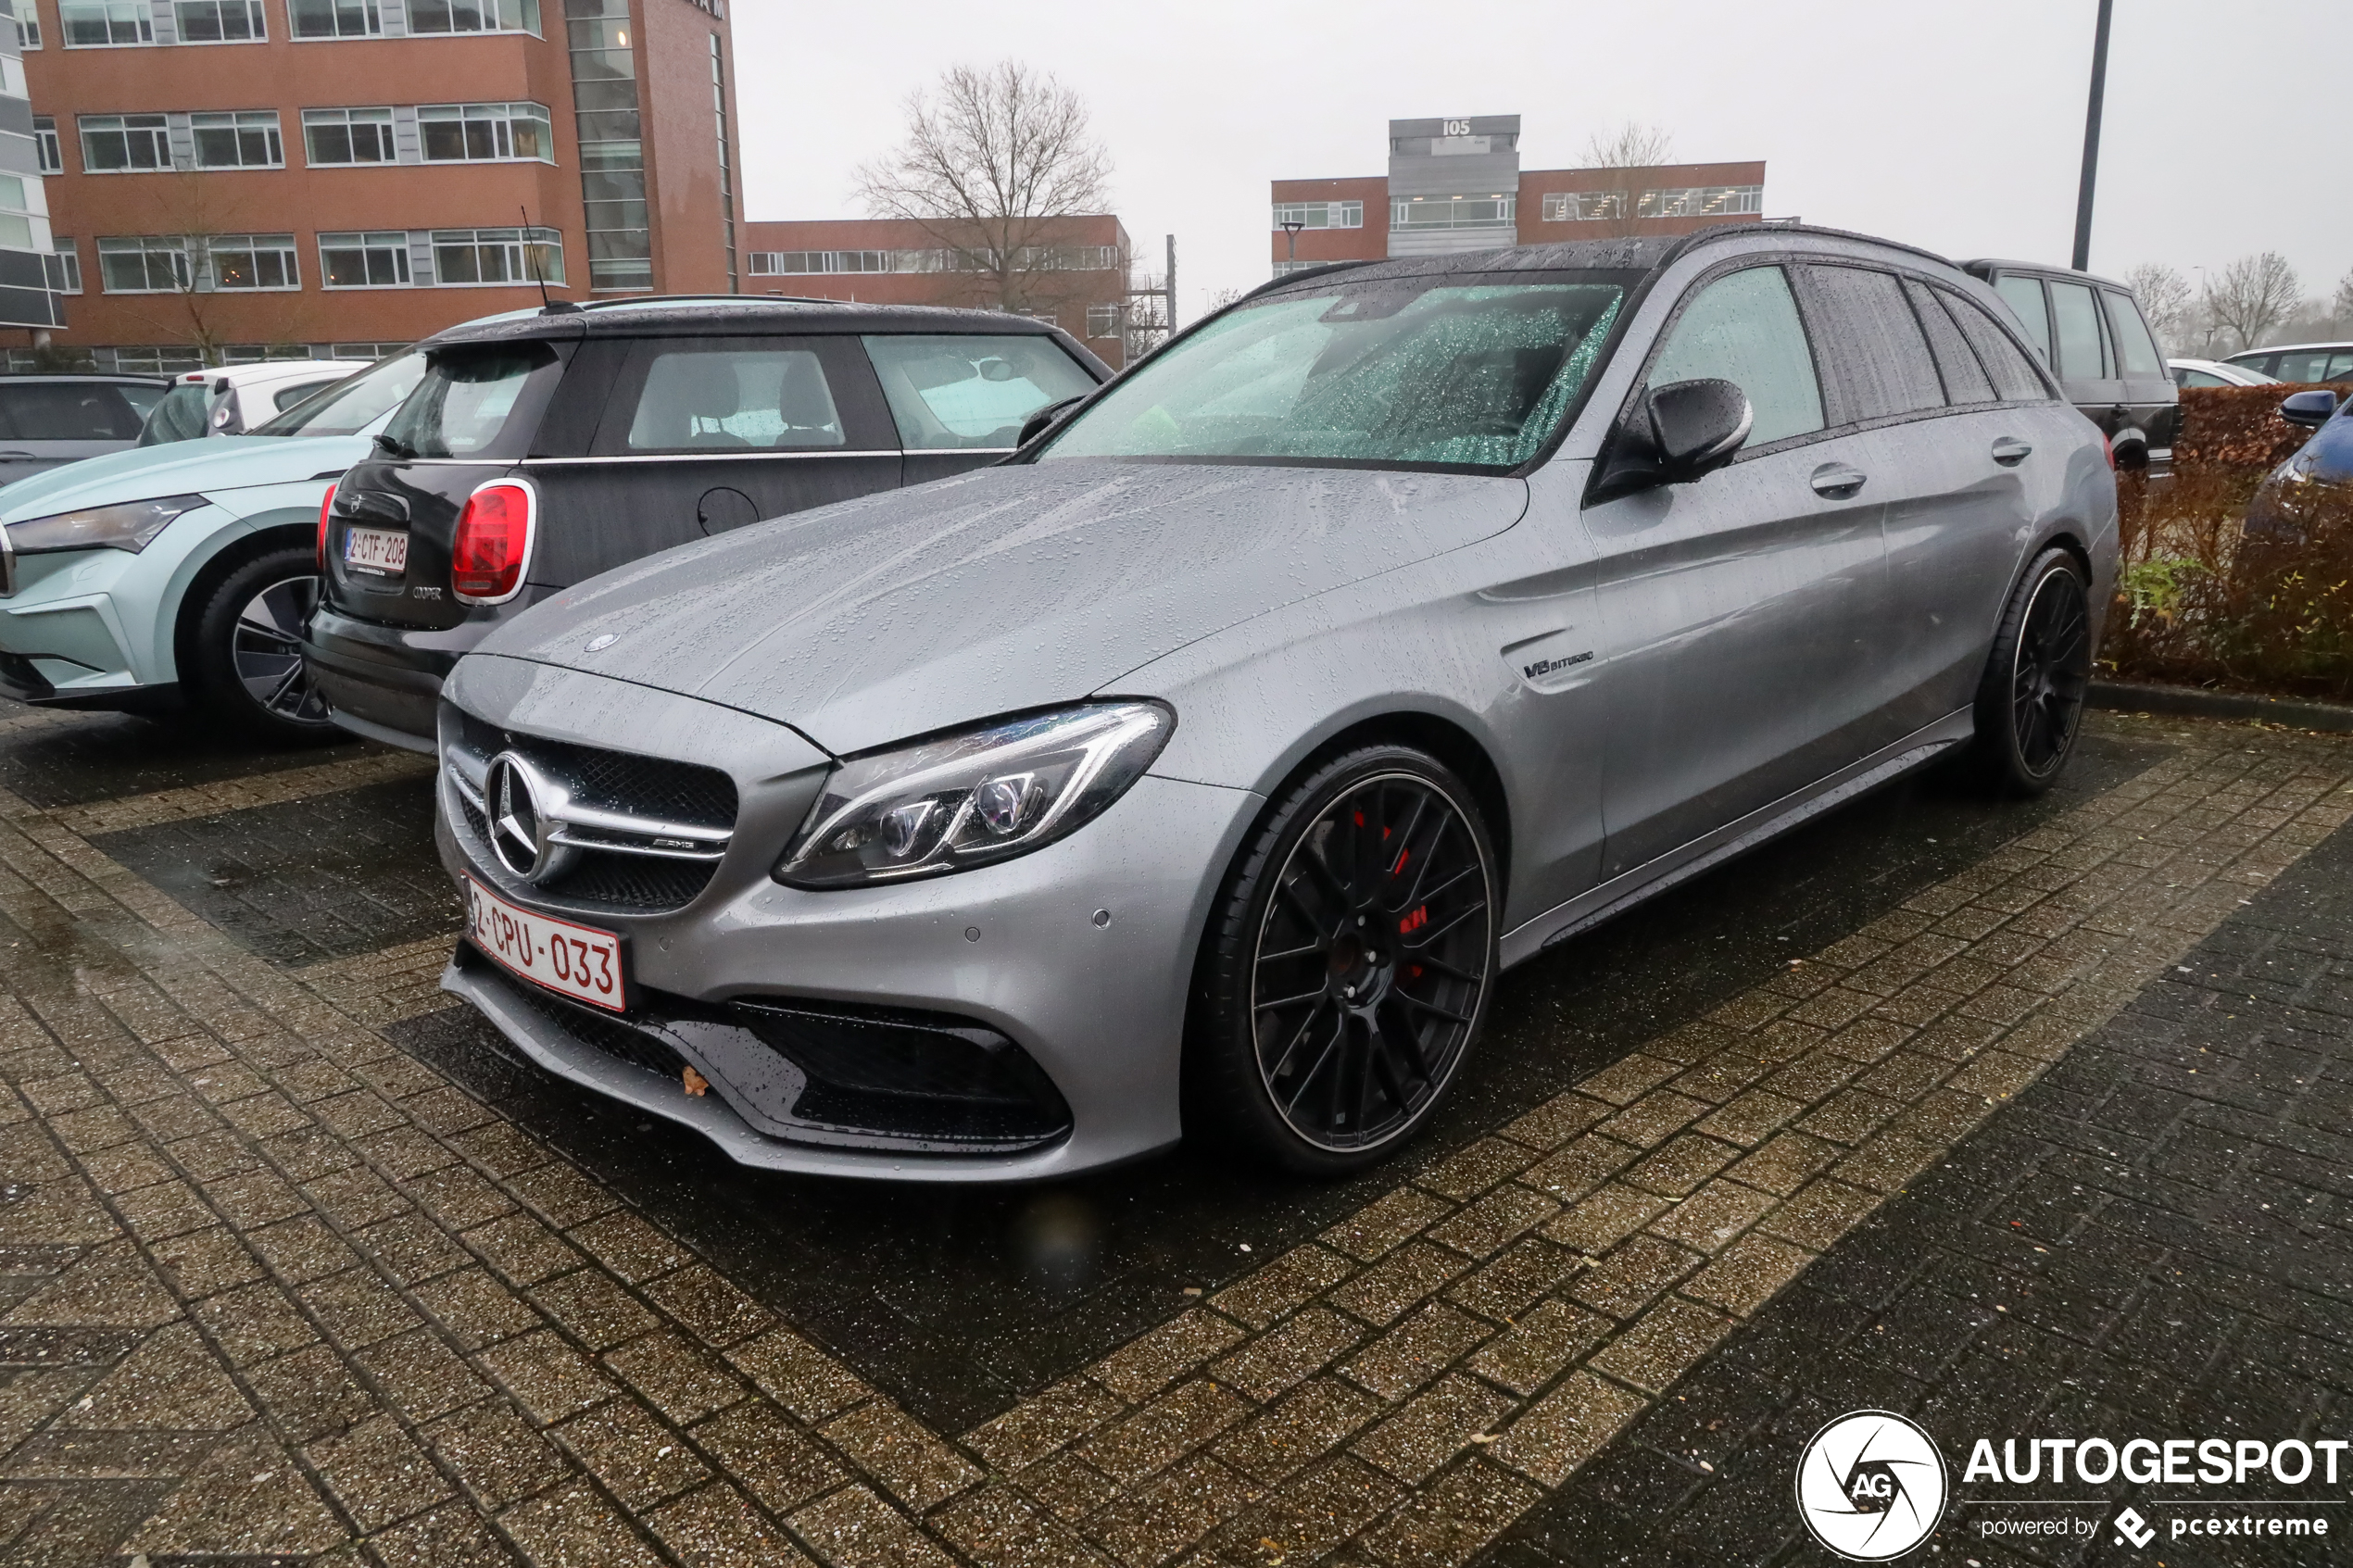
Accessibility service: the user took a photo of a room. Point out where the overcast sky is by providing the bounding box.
[735,0,2351,323]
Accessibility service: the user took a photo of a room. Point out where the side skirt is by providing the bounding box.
[1500,707,1977,969]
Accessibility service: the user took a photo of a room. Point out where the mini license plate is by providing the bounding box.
[343,525,409,576]
[465,876,626,1012]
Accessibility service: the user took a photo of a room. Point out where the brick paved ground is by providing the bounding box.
[0,698,2348,1567]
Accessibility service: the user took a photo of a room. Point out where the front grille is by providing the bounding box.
[446,704,737,915]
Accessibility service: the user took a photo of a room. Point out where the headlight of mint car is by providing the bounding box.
[5,494,208,556]
[777,701,1174,888]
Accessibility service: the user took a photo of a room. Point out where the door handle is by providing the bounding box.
[1809,462,1868,498]
[0,451,32,459]
[1991,437,2032,467]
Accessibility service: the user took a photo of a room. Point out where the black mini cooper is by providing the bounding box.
[303,298,1110,750]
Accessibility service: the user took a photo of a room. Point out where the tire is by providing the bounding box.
[1968,547,2092,797]
[181,542,337,742]
[1189,745,1501,1175]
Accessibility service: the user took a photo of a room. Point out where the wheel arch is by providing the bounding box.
[168,518,315,684]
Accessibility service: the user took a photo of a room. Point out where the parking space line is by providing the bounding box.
[39,750,434,836]
[0,718,2347,1566]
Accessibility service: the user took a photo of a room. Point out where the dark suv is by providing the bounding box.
[303,298,1109,749]
[1962,260,2177,469]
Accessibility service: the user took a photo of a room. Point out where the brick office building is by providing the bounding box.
[12,0,742,371]
[740,213,1136,367]
[1273,115,1766,278]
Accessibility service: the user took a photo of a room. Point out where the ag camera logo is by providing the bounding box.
[1796,1410,1949,1560]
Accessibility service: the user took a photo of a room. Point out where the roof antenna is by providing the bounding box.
[523,205,579,314]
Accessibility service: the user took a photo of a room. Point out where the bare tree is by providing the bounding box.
[1579,121,1674,238]
[856,62,1115,322]
[2334,267,2353,332]
[2201,252,2302,354]
[2123,262,2196,356]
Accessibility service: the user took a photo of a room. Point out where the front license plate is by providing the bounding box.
[465,876,626,1012]
[344,525,409,576]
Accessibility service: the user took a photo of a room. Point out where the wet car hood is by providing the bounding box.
[475,460,1529,757]
[0,433,369,522]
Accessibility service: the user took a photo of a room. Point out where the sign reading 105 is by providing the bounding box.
[1442,119,1472,136]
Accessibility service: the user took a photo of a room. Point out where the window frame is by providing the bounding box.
[1793,262,1951,428]
[58,0,155,47]
[585,334,899,458]
[2045,278,2114,383]
[171,0,268,43]
[286,0,383,38]
[32,117,60,175]
[417,101,555,164]
[318,230,412,288]
[190,109,284,169]
[204,232,301,291]
[96,235,194,294]
[78,113,173,173]
[427,226,564,287]
[301,106,396,166]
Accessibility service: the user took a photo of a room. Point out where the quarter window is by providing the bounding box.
[1646,266,1825,445]
[288,0,380,35]
[419,102,553,162]
[319,231,410,287]
[80,114,172,171]
[1804,265,1944,419]
[303,107,396,164]
[2101,293,2163,378]
[191,111,283,169]
[624,349,845,451]
[1903,279,1994,405]
[2047,281,2108,381]
[1993,275,2051,364]
[1940,288,2050,402]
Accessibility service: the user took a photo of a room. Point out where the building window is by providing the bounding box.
[302,107,395,164]
[329,341,407,358]
[47,240,82,295]
[431,226,562,286]
[80,114,173,172]
[567,0,648,290]
[1086,303,1122,339]
[418,102,553,162]
[288,0,379,35]
[59,0,152,46]
[1272,258,1332,278]
[711,33,734,291]
[407,0,537,34]
[0,176,34,250]
[33,118,60,174]
[208,232,299,288]
[98,236,192,292]
[17,10,39,46]
[1271,201,1363,231]
[1540,191,1621,223]
[319,230,410,287]
[174,0,265,40]
[749,250,887,276]
[1390,195,1515,230]
[192,110,283,168]
[1637,184,1762,220]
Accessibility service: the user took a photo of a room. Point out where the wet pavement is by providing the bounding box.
[0,695,2348,1566]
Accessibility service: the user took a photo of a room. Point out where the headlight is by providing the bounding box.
[776,701,1174,888]
[5,494,208,557]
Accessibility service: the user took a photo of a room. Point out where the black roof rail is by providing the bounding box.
[1235,260,1380,305]
[1655,219,1964,274]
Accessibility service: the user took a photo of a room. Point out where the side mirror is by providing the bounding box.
[1017,395,1088,448]
[1646,378,1753,481]
[2280,389,2341,429]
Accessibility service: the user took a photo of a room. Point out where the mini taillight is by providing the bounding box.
[451,479,535,604]
[316,482,336,571]
[2101,433,2116,471]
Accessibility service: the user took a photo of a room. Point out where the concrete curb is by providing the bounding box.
[2089,679,2353,734]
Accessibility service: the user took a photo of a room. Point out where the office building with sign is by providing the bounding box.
[1272,115,1765,278]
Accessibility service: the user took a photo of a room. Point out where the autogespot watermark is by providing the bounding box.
[1797,1411,2347,1559]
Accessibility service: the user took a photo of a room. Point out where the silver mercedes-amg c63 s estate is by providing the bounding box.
[431,225,2117,1182]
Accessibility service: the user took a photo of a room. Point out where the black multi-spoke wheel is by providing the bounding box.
[182,543,339,742]
[1193,746,1499,1173]
[1970,548,2092,796]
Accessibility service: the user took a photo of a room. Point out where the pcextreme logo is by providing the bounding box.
[1794,1410,1950,1560]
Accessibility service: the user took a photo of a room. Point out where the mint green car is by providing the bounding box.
[0,351,425,736]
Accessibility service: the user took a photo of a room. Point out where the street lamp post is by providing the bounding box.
[1281,220,1305,269]
[2071,0,2115,271]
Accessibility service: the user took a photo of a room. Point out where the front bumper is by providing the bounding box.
[0,546,159,708]
[433,658,1258,1181]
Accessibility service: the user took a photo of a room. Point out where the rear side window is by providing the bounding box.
[1904,280,1994,404]
[624,348,845,451]
[385,344,560,458]
[1645,265,1824,446]
[1942,290,2050,402]
[1804,265,1944,420]
[863,334,1096,450]
[254,351,426,436]
[138,383,212,445]
[1993,275,2052,363]
[2048,282,2108,380]
[2180,369,2226,388]
[2272,349,2353,383]
[2101,293,2163,377]
[0,382,149,441]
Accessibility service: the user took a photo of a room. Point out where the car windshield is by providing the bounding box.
[138,383,212,445]
[382,344,558,458]
[253,351,425,436]
[1038,274,1629,470]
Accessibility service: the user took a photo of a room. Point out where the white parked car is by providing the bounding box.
[138,358,375,444]
[2169,358,2280,389]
